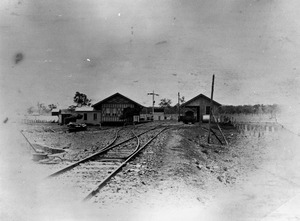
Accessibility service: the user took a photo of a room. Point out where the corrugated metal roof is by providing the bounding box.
[75,106,94,111]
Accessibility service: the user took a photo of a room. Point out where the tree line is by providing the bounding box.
[26,91,91,115]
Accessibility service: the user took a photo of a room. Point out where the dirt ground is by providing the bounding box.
[1,121,300,221]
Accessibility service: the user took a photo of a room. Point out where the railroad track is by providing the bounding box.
[47,124,160,177]
[46,124,168,201]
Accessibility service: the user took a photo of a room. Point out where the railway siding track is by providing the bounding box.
[83,127,168,201]
[47,125,160,178]
[46,125,168,201]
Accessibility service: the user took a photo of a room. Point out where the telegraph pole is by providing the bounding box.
[208,75,215,143]
[178,92,180,117]
[147,90,159,121]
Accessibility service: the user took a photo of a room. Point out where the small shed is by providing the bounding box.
[58,109,75,125]
[51,109,60,116]
[153,108,165,121]
[164,106,179,120]
[75,106,101,125]
[181,93,221,122]
[140,107,166,121]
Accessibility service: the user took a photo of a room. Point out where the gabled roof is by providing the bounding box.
[181,93,221,107]
[92,92,144,108]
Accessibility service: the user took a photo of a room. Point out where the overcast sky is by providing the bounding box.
[1,0,300,115]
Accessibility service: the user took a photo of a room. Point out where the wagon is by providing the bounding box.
[67,122,87,132]
[178,111,196,124]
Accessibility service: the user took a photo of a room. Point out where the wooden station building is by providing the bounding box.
[181,93,221,122]
[57,93,144,125]
[92,92,144,125]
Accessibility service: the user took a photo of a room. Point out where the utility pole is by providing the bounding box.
[178,92,180,118]
[208,74,215,143]
[147,90,159,121]
[37,102,41,115]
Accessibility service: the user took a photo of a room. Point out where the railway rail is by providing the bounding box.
[83,127,168,201]
[46,124,168,201]
[47,124,161,177]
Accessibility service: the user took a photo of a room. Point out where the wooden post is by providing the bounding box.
[208,74,215,143]
[147,91,159,121]
[178,92,180,118]
[212,111,229,146]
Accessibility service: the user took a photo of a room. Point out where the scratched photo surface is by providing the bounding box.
[1,0,300,221]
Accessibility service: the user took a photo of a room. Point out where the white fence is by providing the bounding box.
[21,115,58,123]
[216,113,299,136]
[218,113,277,124]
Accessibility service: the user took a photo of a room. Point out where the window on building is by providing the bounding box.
[206,106,211,114]
[94,113,97,120]
[112,108,117,116]
[84,113,87,120]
